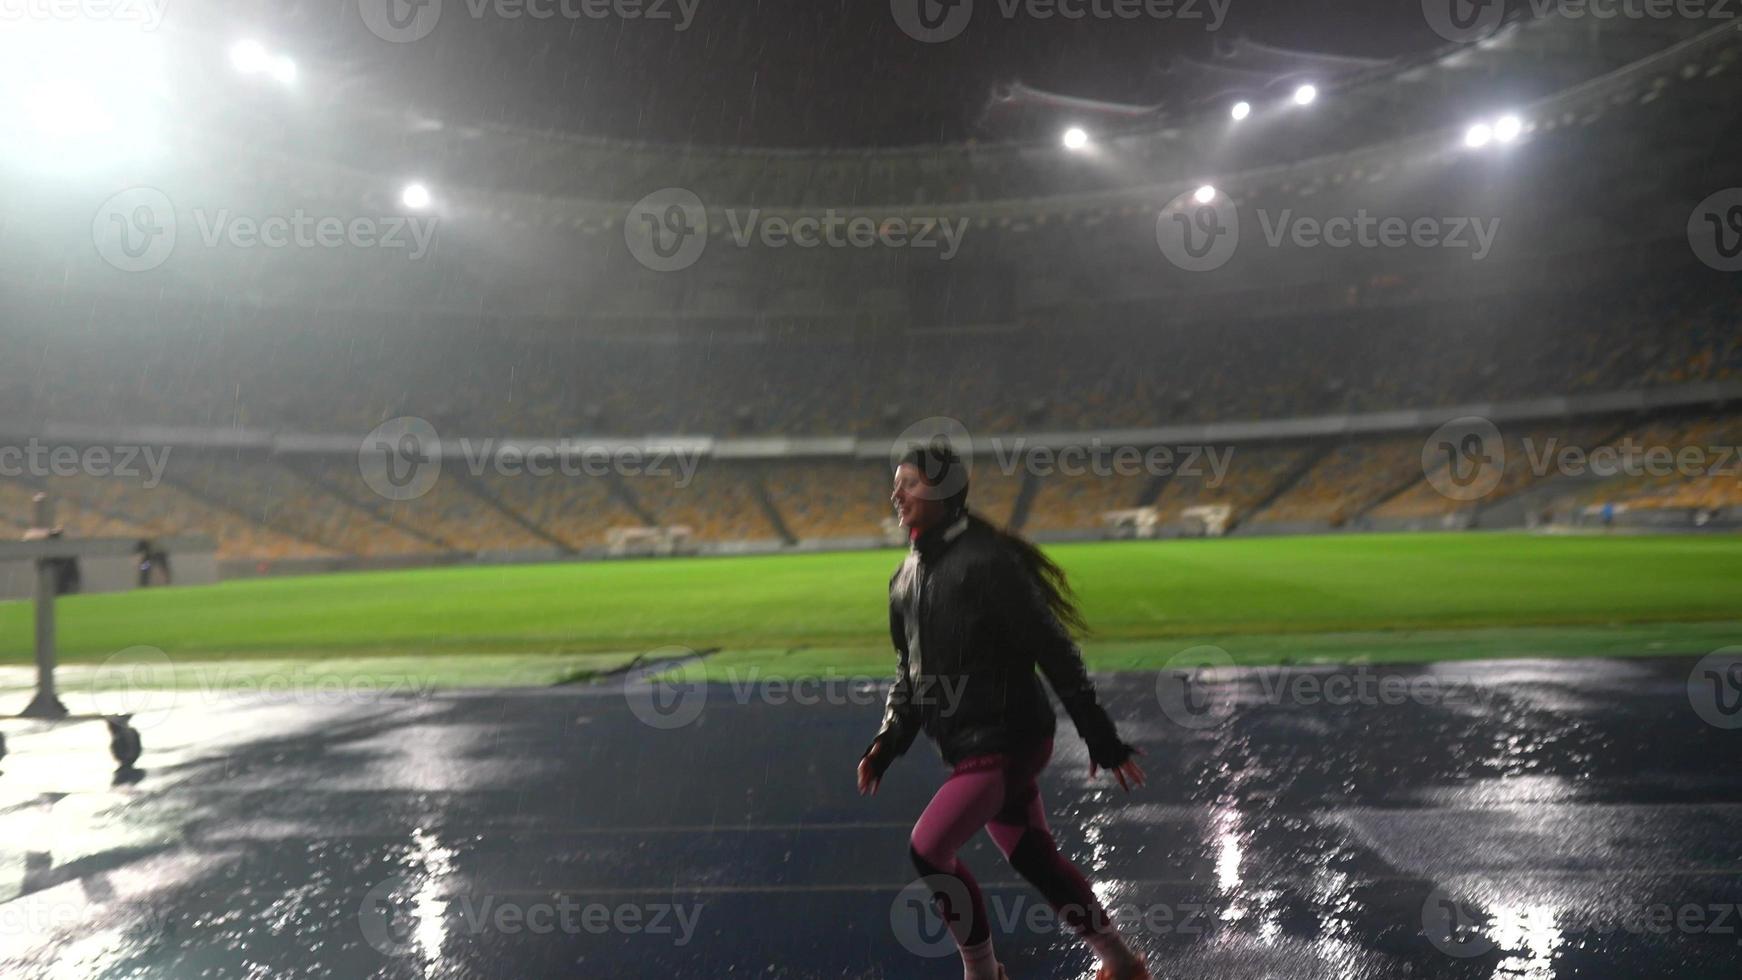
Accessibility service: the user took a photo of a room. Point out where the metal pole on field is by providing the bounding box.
[21,493,67,719]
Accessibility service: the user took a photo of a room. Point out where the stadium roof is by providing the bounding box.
[172,12,1737,215]
[3,11,1737,318]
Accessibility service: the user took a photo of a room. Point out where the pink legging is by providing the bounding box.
[909,739,1112,948]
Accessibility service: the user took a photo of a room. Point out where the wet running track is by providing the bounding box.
[3,655,1742,979]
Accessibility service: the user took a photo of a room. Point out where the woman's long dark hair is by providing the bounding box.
[901,441,1089,637]
[972,511,1090,636]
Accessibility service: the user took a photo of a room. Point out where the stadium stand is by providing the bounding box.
[1023,471,1154,536]
[4,269,1739,440]
[627,464,779,545]
[476,471,647,553]
[5,334,1739,561]
[1565,416,1742,514]
[1243,437,1424,528]
[759,462,897,542]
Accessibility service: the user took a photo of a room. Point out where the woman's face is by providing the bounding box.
[891,462,948,531]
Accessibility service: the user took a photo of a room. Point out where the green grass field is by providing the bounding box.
[1,533,1738,686]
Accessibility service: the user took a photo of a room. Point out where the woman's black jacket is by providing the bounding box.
[863,514,1133,776]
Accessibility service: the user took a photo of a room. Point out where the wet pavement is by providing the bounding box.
[2,655,1741,979]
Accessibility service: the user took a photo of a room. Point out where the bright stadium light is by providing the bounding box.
[401,182,433,210]
[0,20,168,176]
[1230,101,1251,121]
[231,39,297,86]
[1494,113,1523,143]
[1464,121,1493,149]
[230,40,271,75]
[1061,127,1089,151]
[27,84,114,139]
[1292,84,1317,106]
[1193,184,1218,204]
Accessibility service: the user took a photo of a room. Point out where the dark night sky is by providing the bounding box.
[288,0,1445,147]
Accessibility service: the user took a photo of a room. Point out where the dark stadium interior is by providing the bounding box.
[3,2,1742,978]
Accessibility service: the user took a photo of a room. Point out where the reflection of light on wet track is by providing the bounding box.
[1083,815,1115,904]
[1412,773,1583,808]
[1214,822,1243,892]
[1210,806,1249,927]
[1487,902,1562,980]
[379,711,463,969]
[1302,869,1367,978]
[335,721,549,791]
[0,853,234,978]
[32,920,136,980]
[1310,869,1358,943]
[408,826,456,969]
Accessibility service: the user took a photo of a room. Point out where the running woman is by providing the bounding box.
[858,443,1150,980]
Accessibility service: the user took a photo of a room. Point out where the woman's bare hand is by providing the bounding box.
[857,746,883,796]
[1089,747,1146,792]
